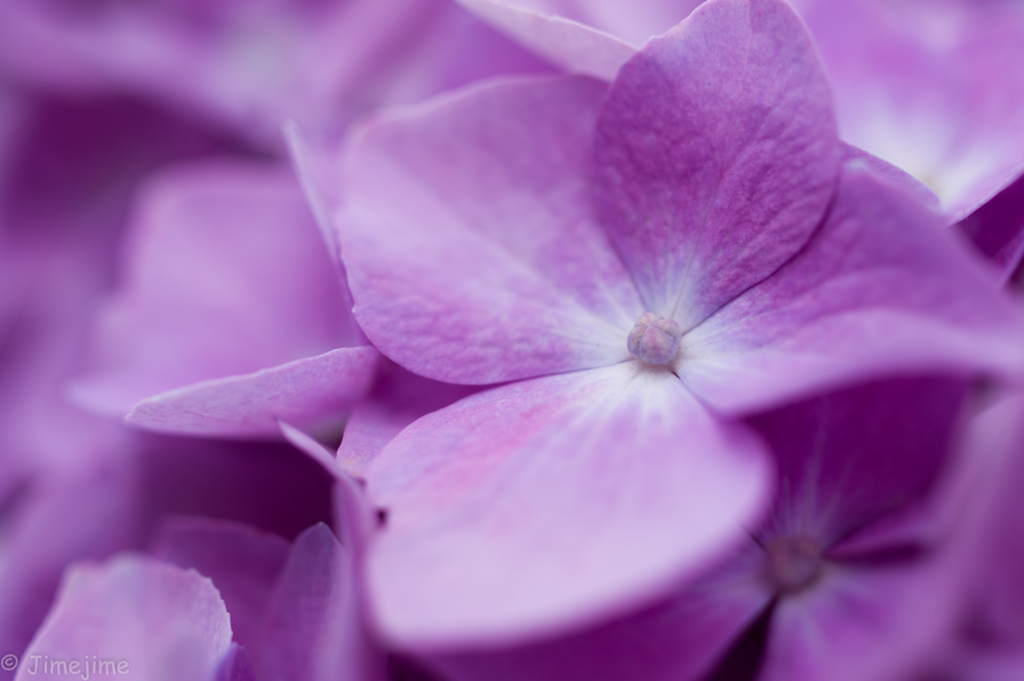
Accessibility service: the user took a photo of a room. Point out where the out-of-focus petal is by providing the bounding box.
[681,161,1024,414]
[258,524,384,681]
[747,376,969,548]
[957,172,1024,286]
[365,363,771,648]
[16,555,232,681]
[149,516,290,652]
[339,76,642,384]
[593,0,839,330]
[0,455,141,663]
[68,160,372,436]
[760,555,970,681]
[453,0,637,80]
[800,0,1024,218]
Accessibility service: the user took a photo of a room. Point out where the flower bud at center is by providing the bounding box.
[764,535,823,594]
[627,312,682,365]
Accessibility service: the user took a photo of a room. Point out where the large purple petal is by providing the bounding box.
[339,76,643,384]
[149,517,290,652]
[681,160,1024,414]
[364,363,771,647]
[16,555,232,681]
[593,0,839,330]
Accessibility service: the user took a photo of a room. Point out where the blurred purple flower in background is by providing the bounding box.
[1,0,1024,680]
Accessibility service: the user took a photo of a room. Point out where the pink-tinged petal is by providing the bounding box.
[681,160,1024,414]
[258,524,384,681]
[428,544,770,681]
[747,376,970,549]
[800,0,1024,219]
[454,0,637,80]
[124,346,379,438]
[365,363,771,648]
[17,555,232,681]
[338,359,479,474]
[339,76,644,385]
[149,517,290,652]
[958,172,1024,286]
[593,0,839,330]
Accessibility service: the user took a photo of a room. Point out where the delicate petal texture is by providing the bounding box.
[593,0,839,330]
[428,544,770,681]
[125,346,379,438]
[681,161,1024,414]
[149,517,290,652]
[258,524,384,681]
[800,0,1024,218]
[454,0,637,80]
[17,555,232,681]
[365,363,771,647]
[337,360,479,474]
[747,376,969,549]
[340,76,644,385]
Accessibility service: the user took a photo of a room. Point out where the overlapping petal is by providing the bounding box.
[680,161,1024,414]
[150,517,290,652]
[365,363,771,647]
[593,0,839,330]
[68,160,375,436]
[427,545,769,681]
[16,555,233,681]
[747,376,969,548]
[340,76,643,384]
[259,523,383,681]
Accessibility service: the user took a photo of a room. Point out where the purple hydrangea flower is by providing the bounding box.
[311,0,1024,649]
